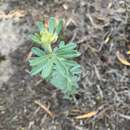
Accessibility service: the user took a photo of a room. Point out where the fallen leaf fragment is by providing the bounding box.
[63,4,69,10]
[75,111,97,119]
[25,51,32,61]
[127,50,130,55]
[34,100,54,118]
[71,109,80,113]
[104,33,111,44]
[10,10,26,18]
[0,10,26,19]
[116,51,130,66]
[19,128,25,130]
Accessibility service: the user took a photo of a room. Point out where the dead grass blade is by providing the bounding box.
[116,51,130,66]
[75,111,97,119]
[34,100,54,118]
[117,112,130,120]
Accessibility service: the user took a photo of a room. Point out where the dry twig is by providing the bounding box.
[34,100,54,118]
[117,112,130,120]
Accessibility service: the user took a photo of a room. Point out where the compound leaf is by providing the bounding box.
[29,56,48,66]
[55,57,67,78]
[50,70,77,97]
[36,21,44,32]
[41,59,54,79]
[49,17,55,33]
[55,42,80,59]
[31,47,45,56]
[50,70,67,90]
[31,65,43,76]
[61,59,78,67]
[71,64,81,74]
[58,42,77,51]
[57,50,80,58]
[59,41,65,48]
[31,34,41,44]
[55,19,63,35]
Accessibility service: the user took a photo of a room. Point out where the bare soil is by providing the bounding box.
[0,0,130,130]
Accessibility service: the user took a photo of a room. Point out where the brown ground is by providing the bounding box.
[0,0,130,130]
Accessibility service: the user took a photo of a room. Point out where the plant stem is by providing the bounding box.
[48,44,52,53]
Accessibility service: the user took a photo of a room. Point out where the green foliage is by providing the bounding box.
[31,17,63,52]
[29,17,81,98]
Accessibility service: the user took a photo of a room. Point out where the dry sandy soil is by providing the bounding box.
[0,0,130,130]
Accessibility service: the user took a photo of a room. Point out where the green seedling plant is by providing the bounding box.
[29,17,81,98]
